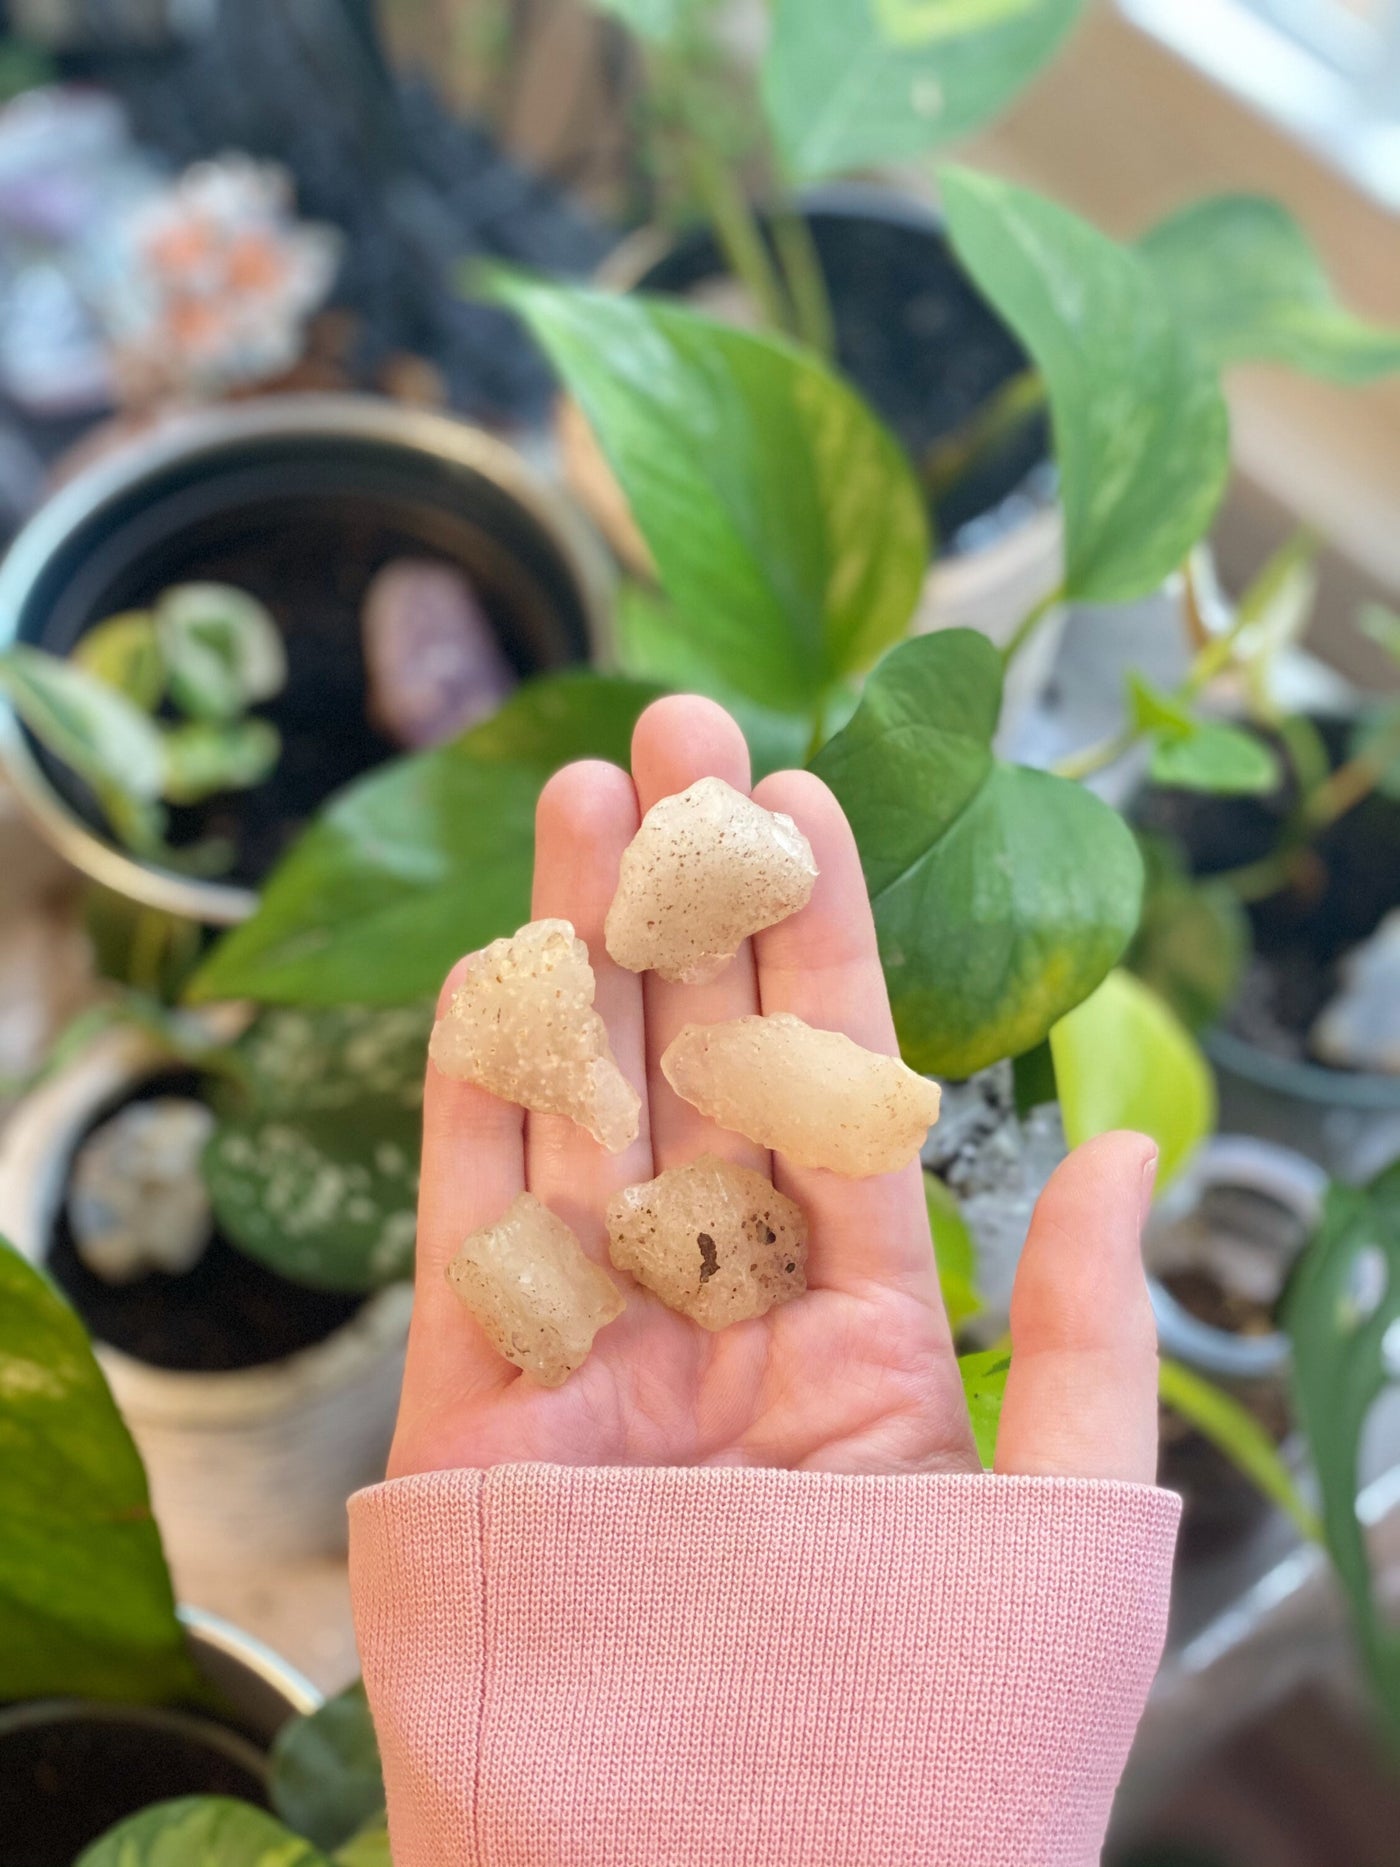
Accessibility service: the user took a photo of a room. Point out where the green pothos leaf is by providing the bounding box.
[941,167,1229,604]
[1050,969,1214,1195]
[1139,195,1400,382]
[959,1349,1011,1469]
[763,0,1085,183]
[75,1798,331,1867]
[926,1173,982,1332]
[0,1240,197,1705]
[484,272,928,714]
[270,1680,385,1853]
[814,630,1142,1076]
[1286,1163,1400,1735]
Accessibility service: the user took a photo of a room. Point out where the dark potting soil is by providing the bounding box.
[46,1072,362,1374]
[1137,718,1400,1063]
[0,1710,266,1867]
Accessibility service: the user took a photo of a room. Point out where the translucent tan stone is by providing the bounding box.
[605,777,817,985]
[607,1154,807,1331]
[446,1192,624,1386]
[662,1014,941,1177]
[429,918,640,1152]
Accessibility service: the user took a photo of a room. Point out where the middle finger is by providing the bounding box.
[629,695,768,1177]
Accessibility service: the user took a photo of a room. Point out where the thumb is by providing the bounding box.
[995,1130,1160,1485]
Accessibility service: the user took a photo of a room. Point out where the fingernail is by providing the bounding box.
[1139,1149,1160,1230]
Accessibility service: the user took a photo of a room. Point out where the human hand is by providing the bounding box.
[389,696,1160,1485]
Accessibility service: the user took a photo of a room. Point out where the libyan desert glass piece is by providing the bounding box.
[607,1154,807,1331]
[662,1013,941,1177]
[446,1192,625,1386]
[429,918,640,1152]
[605,776,818,985]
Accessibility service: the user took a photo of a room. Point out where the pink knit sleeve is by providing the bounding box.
[349,1465,1179,1867]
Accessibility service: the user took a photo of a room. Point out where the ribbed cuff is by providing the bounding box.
[350,1465,1179,1867]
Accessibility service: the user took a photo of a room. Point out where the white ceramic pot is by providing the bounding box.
[0,1022,412,1570]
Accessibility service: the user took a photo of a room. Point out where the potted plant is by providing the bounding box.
[0,999,424,1569]
[0,394,610,924]
[0,1233,396,1864]
[1126,562,1400,1182]
[549,3,1400,744]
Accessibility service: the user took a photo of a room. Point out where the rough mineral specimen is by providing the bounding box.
[361,557,515,749]
[607,1154,807,1330]
[605,776,817,985]
[447,1192,624,1385]
[69,1098,216,1284]
[429,918,640,1152]
[662,1014,941,1177]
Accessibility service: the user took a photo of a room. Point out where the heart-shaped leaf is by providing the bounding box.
[486,273,928,713]
[0,1239,197,1704]
[189,673,659,1007]
[763,0,1085,184]
[1147,722,1279,795]
[1050,968,1214,1193]
[1129,677,1280,796]
[270,1681,385,1853]
[1139,195,1400,382]
[814,630,1142,1076]
[1286,1163,1400,1732]
[941,167,1230,603]
[76,1799,331,1867]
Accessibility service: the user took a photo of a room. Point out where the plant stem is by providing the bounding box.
[1053,725,1138,784]
[1214,848,1306,904]
[1302,712,1400,833]
[921,369,1046,506]
[770,205,836,360]
[682,138,792,337]
[1001,583,1064,668]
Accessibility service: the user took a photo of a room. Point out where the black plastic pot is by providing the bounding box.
[0,395,611,924]
[0,1608,318,1867]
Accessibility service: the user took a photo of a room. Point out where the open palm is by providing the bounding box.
[389,696,1160,1488]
